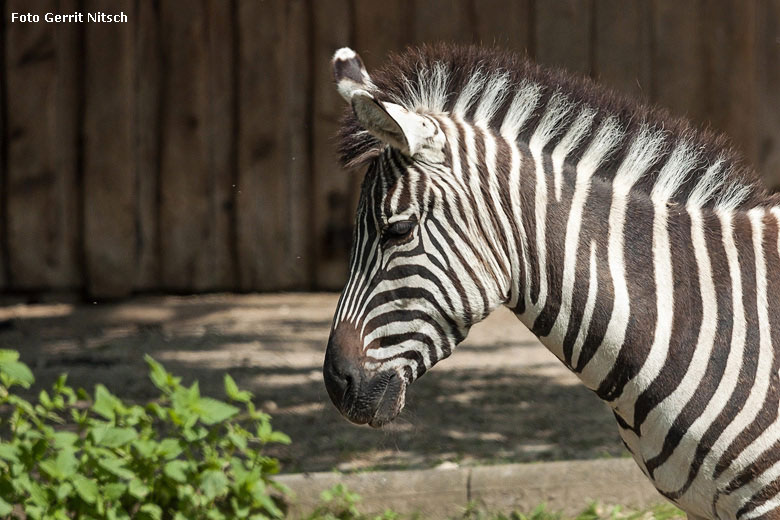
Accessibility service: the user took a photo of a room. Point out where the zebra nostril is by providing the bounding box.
[323,348,362,410]
[324,322,367,415]
[342,371,353,391]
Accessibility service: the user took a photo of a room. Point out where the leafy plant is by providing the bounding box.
[0,349,291,519]
[305,483,402,520]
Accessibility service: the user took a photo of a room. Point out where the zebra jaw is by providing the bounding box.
[323,323,409,427]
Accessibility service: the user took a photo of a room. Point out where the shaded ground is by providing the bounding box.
[0,293,624,473]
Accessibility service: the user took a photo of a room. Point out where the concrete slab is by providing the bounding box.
[278,459,666,519]
[470,459,663,516]
[280,466,470,518]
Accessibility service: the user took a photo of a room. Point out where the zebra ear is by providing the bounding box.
[332,47,437,157]
[350,91,429,156]
[332,47,373,101]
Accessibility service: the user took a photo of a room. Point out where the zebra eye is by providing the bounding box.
[384,220,416,240]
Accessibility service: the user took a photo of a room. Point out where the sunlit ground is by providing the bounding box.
[0,293,623,473]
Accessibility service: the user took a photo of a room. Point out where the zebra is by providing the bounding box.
[322,44,780,520]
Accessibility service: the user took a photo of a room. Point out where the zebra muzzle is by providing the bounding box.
[323,331,406,427]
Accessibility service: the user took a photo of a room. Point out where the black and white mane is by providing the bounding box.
[338,44,772,210]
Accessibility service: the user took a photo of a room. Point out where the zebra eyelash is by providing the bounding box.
[383,219,417,240]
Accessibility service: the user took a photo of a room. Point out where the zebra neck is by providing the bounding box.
[504,153,762,420]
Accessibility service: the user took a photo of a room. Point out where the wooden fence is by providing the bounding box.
[1,0,779,297]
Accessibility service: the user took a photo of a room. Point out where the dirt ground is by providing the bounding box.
[0,293,624,473]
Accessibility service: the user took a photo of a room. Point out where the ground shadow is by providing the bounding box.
[0,294,624,473]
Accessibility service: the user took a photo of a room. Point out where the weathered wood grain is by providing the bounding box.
[353,1,410,70]
[473,0,532,54]
[756,0,780,188]
[83,0,136,298]
[158,0,209,291]
[701,0,758,167]
[534,0,592,75]
[205,0,237,289]
[158,0,235,291]
[413,0,476,45]
[1,0,779,296]
[5,0,80,291]
[134,0,161,291]
[236,0,311,290]
[0,0,5,290]
[279,0,313,288]
[236,0,279,291]
[594,0,651,99]
[650,0,706,123]
[312,0,353,290]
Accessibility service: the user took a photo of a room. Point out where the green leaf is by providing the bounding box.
[0,350,19,363]
[0,443,19,463]
[39,389,52,409]
[197,397,239,425]
[98,457,135,480]
[183,425,208,442]
[132,439,157,459]
[56,481,73,501]
[139,503,162,520]
[228,430,248,451]
[71,475,98,504]
[0,496,12,516]
[206,509,227,520]
[224,374,252,403]
[128,478,149,499]
[55,448,78,478]
[257,493,284,518]
[146,402,167,421]
[199,469,229,500]
[145,355,169,391]
[257,420,271,441]
[268,431,291,445]
[27,480,48,507]
[52,431,79,449]
[157,438,182,460]
[103,482,127,501]
[164,460,189,483]
[0,360,34,387]
[92,425,137,447]
[93,384,120,420]
[39,458,60,479]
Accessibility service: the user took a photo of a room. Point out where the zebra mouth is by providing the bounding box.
[337,370,406,428]
[367,372,406,428]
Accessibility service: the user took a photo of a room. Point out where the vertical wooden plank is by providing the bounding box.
[5,0,80,291]
[650,0,706,122]
[534,0,592,75]
[593,0,651,99]
[236,0,280,291]
[312,0,352,290]
[0,0,7,291]
[756,0,780,189]
[473,0,532,54]
[281,0,312,289]
[236,0,311,290]
[701,0,758,165]
[206,0,237,289]
[134,0,161,291]
[158,0,208,291]
[83,0,136,297]
[158,0,235,291]
[353,1,410,70]
[413,0,476,45]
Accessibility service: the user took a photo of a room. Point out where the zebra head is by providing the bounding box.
[323,48,511,427]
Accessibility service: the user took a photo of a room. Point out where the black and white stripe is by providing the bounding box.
[326,44,780,520]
